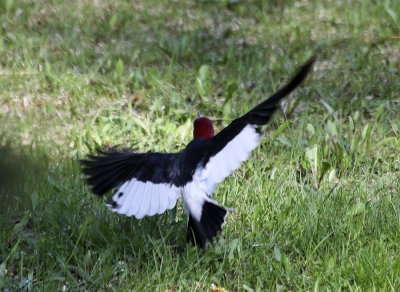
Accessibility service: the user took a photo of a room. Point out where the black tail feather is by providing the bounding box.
[187,201,228,248]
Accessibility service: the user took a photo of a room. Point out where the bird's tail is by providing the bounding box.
[186,201,228,248]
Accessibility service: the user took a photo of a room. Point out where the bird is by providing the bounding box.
[81,57,315,248]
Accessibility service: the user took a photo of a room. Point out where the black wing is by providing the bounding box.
[81,151,183,218]
[193,57,315,194]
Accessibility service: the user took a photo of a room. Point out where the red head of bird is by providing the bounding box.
[193,112,215,139]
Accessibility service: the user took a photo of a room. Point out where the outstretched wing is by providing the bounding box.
[81,151,182,219]
[197,57,315,194]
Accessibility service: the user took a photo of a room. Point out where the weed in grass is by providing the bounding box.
[1,0,400,290]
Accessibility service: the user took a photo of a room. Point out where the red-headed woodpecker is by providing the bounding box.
[81,57,315,248]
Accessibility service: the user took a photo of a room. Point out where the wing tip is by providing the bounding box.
[297,54,316,79]
[245,54,316,125]
[280,54,316,96]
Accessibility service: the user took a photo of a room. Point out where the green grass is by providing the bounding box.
[1,0,400,290]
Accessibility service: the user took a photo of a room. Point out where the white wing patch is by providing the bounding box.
[106,179,181,219]
[199,124,261,195]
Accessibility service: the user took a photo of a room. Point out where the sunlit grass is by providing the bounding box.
[1,0,400,290]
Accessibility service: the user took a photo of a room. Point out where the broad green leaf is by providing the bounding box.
[384,1,398,23]
[348,116,354,132]
[274,245,281,262]
[307,123,315,136]
[108,14,118,30]
[319,98,335,118]
[115,59,124,78]
[196,77,205,97]
[276,284,288,292]
[223,101,232,118]
[327,120,338,138]
[362,123,371,141]
[243,284,255,292]
[228,239,239,261]
[270,167,277,180]
[351,135,361,154]
[328,168,336,183]
[377,137,398,147]
[319,161,330,182]
[0,262,6,279]
[252,205,260,220]
[353,111,360,121]
[198,65,210,81]
[347,202,365,217]
[277,135,291,147]
[5,0,14,12]
[306,146,319,173]
[332,141,344,159]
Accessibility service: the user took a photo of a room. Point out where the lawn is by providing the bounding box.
[1,0,400,290]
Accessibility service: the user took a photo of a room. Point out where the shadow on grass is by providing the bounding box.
[0,137,185,246]
[0,140,49,219]
[0,138,190,290]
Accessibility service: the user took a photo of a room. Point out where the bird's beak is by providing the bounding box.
[197,111,202,118]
